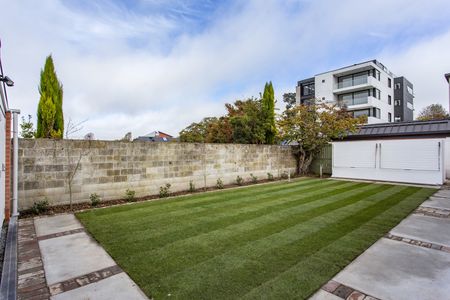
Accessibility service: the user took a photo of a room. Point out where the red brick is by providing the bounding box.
[322,280,340,293]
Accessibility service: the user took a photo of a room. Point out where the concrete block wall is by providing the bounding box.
[18,139,297,209]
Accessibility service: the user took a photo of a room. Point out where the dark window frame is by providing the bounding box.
[301,82,315,97]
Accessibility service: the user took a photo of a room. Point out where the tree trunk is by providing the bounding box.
[297,148,313,175]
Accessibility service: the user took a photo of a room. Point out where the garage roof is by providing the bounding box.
[344,119,450,140]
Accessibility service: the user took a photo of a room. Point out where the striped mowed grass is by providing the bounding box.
[77,178,436,299]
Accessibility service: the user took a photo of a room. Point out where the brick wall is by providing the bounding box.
[18,139,297,209]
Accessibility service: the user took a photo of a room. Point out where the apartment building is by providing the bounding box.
[296,60,414,124]
[393,77,414,122]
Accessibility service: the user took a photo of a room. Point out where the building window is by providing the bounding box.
[394,83,401,89]
[338,90,370,106]
[301,82,315,97]
[352,109,370,118]
[388,95,392,105]
[371,69,380,81]
[394,116,401,122]
[372,108,381,119]
[407,102,414,110]
[407,86,413,95]
[338,75,352,88]
[352,108,380,119]
[394,100,401,106]
[337,71,369,88]
[370,88,381,100]
[322,79,325,83]
[388,78,392,88]
[388,113,392,122]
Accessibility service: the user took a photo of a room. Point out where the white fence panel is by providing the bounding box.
[332,139,444,185]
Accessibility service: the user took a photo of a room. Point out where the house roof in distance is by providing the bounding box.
[142,131,173,138]
[342,119,450,140]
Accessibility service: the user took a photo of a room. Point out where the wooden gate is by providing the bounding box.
[309,144,332,175]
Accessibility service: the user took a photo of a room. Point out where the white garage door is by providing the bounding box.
[332,139,444,185]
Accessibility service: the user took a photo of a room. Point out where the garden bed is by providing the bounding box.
[19,175,307,218]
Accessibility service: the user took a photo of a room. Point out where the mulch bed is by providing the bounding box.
[19,175,319,219]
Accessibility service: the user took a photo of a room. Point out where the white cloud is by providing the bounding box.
[1,0,450,139]
[381,30,450,116]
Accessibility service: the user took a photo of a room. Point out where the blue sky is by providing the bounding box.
[1,0,450,139]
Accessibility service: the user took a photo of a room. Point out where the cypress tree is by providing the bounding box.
[262,81,277,144]
[36,55,64,138]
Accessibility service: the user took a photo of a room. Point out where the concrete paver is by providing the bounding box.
[390,214,450,247]
[333,238,450,300]
[421,196,450,210]
[34,214,82,237]
[31,214,148,299]
[51,273,147,300]
[39,231,116,285]
[432,189,450,198]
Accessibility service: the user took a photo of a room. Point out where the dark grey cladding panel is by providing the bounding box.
[346,119,450,139]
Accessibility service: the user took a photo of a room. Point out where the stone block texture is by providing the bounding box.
[18,139,297,209]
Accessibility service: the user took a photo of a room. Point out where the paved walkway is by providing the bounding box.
[17,214,147,300]
[310,188,450,300]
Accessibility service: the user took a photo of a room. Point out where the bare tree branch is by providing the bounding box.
[65,118,88,139]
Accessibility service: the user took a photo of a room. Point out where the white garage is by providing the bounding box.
[332,120,450,185]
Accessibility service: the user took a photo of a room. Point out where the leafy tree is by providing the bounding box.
[36,55,64,138]
[180,98,265,144]
[282,92,296,110]
[206,117,233,143]
[179,117,216,143]
[20,115,36,138]
[226,98,266,144]
[278,102,364,174]
[417,104,449,121]
[261,82,277,144]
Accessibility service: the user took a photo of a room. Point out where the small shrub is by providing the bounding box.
[90,193,101,207]
[267,172,274,181]
[216,178,224,189]
[250,173,258,184]
[31,198,49,214]
[125,189,136,202]
[281,171,289,179]
[159,183,171,198]
[236,175,243,186]
[189,180,195,193]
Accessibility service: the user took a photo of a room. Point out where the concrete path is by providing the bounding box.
[310,188,450,300]
[17,214,148,300]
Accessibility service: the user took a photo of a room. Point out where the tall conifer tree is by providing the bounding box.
[36,55,64,138]
[262,81,277,144]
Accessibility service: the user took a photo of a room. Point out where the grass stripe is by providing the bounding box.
[121,183,389,283]
[86,178,319,219]
[116,185,390,296]
[90,180,352,243]
[77,179,435,300]
[150,186,417,299]
[91,179,340,231]
[240,188,435,299]
[83,181,365,250]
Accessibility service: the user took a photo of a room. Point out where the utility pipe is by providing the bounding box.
[10,109,19,216]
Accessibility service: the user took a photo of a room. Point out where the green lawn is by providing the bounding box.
[77,178,436,299]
